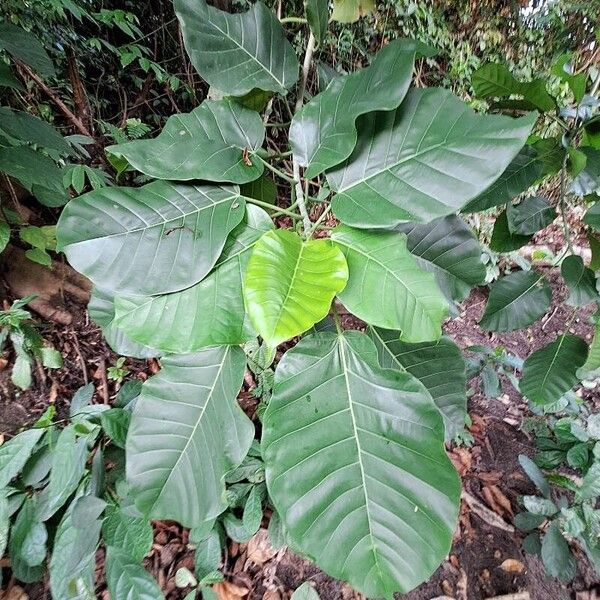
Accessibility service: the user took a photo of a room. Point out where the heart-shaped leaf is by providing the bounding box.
[331,226,447,342]
[106,100,265,183]
[243,229,348,347]
[114,206,273,353]
[328,88,535,227]
[57,182,245,295]
[175,0,299,96]
[127,347,253,527]
[262,331,460,597]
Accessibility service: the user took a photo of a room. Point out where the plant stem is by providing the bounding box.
[267,150,293,159]
[292,31,316,236]
[280,16,307,24]
[255,154,295,183]
[331,302,343,334]
[558,152,574,255]
[243,196,302,220]
[307,205,332,237]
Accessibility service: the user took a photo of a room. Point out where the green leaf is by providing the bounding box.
[553,54,587,103]
[463,145,544,213]
[579,462,600,500]
[262,331,460,597]
[127,347,253,528]
[577,323,600,380]
[25,247,52,267]
[541,522,576,581]
[290,39,417,178]
[57,182,245,295]
[50,495,105,600]
[368,328,467,441]
[9,499,45,583]
[561,255,600,306]
[114,206,273,353]
[518,454,551,498]
[291,582,320,600]
[106,100,265,184]
[585,202,600,232]
[240,175,277,210]
[223,484,263,542]
[523,495,557,517]
[102,505,153,563]
[489,210,532,252]
[479,270,551,332]
[194,527,222,580]
[520,335,588,406]
[305,0,328,44]
[328,88,535,227]
[523,532,542,555]
[332,226,447,342]
[0,221,9,253]
[0,492,8,560]
[0,428,45,488]
[331,0,375,22]
[507,196,555,235]
[0,23,55,77]
[514,512,545,531]
[88,287,159,359]
[567,442,589,469]
[175,0,299,96]
[588,233,600,271]
[572,148,600,196]
[0,62,24,90]
[244,229,348,347]
[21,520,47,566]
[105,546,164,600]
[397,215,486,303]
[101,409,131,449]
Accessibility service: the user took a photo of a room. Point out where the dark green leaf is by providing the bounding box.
[240,175,277,210]
[194,527,222,579]
[101,409,131,449]
[305,0,328,44]
[102,505,153,563]
[561,255,600,306]
[105,546,164,600]
[223,485,263,543]
[0,23,55,77]
[489,210,532,252]
[523,495,557,516]
[0,62,24,90]
[585,201,600,232]
[0,428,45,488]
[572,148,600,196]
[579,463,600,500]
[507,196,555,235]
[0,221,9,253]
[523,532,542,555]
[577,323,600,380]
[514,511,545,531]
[0,108,71,154]
[518,454,551,498]
[566,443,589,469]
[541,522,576,581]
[9,499,45,582]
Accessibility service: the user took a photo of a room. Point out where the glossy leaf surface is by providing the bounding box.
[106,100,265,183]
[328,88,535,227]
[479,270,551,332]
[368,327,467,440]
[114,206,273,353]
[175,0,298,96]
[332,226,447,342]
[262,331,460,597]
[57,182,245,295]
[127,347,253,527]
[290,39,416,177]
[244,229,348,347]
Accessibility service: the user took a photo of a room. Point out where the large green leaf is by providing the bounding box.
[106,100,265,183]
[0,428,44,488]
[479,270,551,332]
[243,229,348,347]
[9,499,45,583]
[114,206,273,353]
[0,62,24,90]
[57,182,245,295]
[102,505,153,563]
[463,145,543,213]
[489,210,532,252]
[577,323,600,380]
[396,215,486,303]
[0,108,71,154]
[0,23,55,77]
[584,202,600,232]
[541,522,576,581]
[126,347,253,528]
[507,196,555,235]
[305,0,328,45]
[572,148,600,196]
[367,327,467,440]
[262,331,460,597]
[88,287,159,359]
[561,255,600,306]
[331,226,447,342]
[175,0,298,96]
[327,88,535,227]
[105,546,164,600]
[520,335,588,406]
[290,39,417,178]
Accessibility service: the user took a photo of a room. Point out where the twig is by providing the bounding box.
[71,330,88,385]
[461,490,515,533]
[97,358,109,404]
[484,593,530,600]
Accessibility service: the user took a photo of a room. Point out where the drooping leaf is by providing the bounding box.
[175,0,299,96]
[479,270,551,332]
[0,108,71,154]
[507,196,555,235]
[243,229,348,347]
[489,210,533,252]
[50,495,105,600]
[396,215,486,303]
[127,347,253,528]
[305,0,328,45]
[88,287,159,359]
[561,255,600,306]
[290,39,417,178]
[262,331,460,597]
[102,505,153,563]
[105,546,164,600]
[57,182,245,295]
[222,484,262,542]
[552,54,586,103]
[114,206,273,353]
[0,428,45,488]
[368,327,467,440]
[331,0,375,22]
[577,323,600,380]
[0,23,55,77]
[328,88,535,227]
[331,226,447,342]
[520,335,588,406]
[106,100,265,183]
[9,499,45,583]
[541,522,577,581]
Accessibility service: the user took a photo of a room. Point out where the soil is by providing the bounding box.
[1,261,600,600]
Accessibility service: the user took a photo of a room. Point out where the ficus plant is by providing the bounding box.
[49,1,599,598]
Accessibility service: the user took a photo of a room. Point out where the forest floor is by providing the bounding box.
[1,249,600,600]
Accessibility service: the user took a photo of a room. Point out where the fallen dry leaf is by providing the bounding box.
[0,586,28,600]
[489,485,513,516]
[262,589,281,600]
[246,529,276,567]
[500,558,525,574]
[214,581,249,600]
